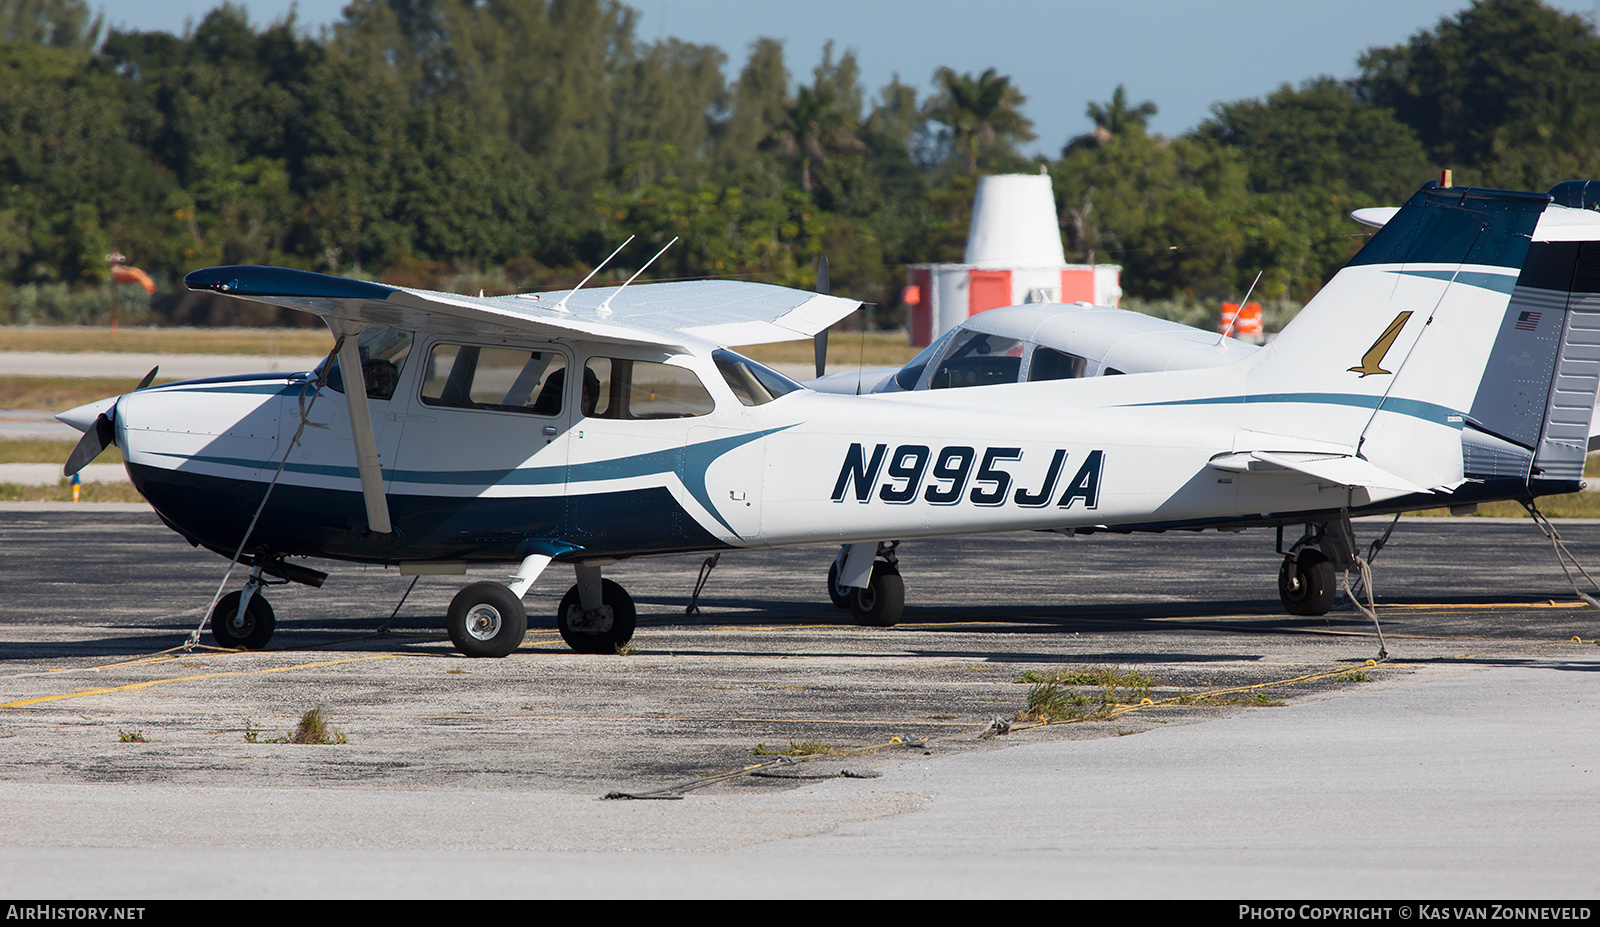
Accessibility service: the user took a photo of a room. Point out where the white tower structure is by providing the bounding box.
[906,173,1121,346]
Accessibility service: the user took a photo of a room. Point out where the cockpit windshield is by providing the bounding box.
[927,331,1026,389]
[319,326,414,400]
[893,328,957,391]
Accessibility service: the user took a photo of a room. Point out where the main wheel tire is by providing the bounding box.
[447,582,528,658]
[826,562,851,610]
[557,578,637,654]
[850,561,904,627]
[1279,549,1336,616]
[211,590,275,650]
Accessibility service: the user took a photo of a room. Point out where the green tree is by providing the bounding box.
[923,67,1035,174]
[712,37,789,177]
[1086,85,1157,138]
[0,0,100,52]
[767,85,864,193]
[1199,78,1432,297]
[1360,0,1600,186]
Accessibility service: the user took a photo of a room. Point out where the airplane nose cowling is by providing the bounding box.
[57,397,118,434]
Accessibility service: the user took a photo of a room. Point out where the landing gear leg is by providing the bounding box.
[211,567,276,650]
[1278,516,1390,660]
[558,563,636,654]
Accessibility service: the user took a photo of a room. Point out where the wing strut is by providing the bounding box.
[336,332,393,534]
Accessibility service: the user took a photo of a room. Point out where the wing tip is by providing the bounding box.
[184,265,395,301]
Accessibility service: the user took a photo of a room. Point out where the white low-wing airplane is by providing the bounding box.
[59,181,1600,656]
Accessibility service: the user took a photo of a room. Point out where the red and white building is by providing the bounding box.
[905,173,1121,347]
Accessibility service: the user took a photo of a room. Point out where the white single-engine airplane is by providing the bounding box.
[59,181,1600,656]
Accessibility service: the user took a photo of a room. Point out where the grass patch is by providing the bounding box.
[1016,682,1118,722]
[1173,689,1285,707]
[735,330,918,369]
[1015,664,1153,702]
[0,376,177,411]
[117,729,147,743]
[1333,671,1373,683]
[0,481,145,503]
[1406,493,1600,519]
[752,739,832,756]
[0,439,121,465]
[244,709,348,745]
[289,708,348,745]
[0,326,332,355]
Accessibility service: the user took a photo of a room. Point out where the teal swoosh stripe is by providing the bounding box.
[1127,392,1464,427]
[1391,268,1518,294]
[149,383,302,396]
[148,424,793,537]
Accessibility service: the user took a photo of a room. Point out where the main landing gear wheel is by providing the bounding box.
[558,578,637,654]
[447,582,528,658]
[1279,549,1336,616]
[211,590,275,650]
[826,562,851,610]
[849,561,904,628]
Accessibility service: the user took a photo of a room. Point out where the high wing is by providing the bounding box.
[183,265,860,350]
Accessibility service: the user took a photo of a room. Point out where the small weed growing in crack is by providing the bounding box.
[752,739,831,756]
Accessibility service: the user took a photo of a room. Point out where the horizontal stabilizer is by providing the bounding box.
[1208,450,1433,500]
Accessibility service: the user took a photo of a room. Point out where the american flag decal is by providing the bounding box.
[1514,311,1541,331]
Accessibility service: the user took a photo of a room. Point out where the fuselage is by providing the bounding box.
[110,324,1552,569]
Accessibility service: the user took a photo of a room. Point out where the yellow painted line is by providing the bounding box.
[508,714,980,727]
[2,653,400,708]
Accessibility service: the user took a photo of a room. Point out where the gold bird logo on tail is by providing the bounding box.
[1348,311,1413,377]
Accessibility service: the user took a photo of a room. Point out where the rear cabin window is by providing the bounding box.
[420,344,568,415]
[583,357,714,419]
[713,349,802,406]
[927,331,1025,389]
[1028,347,1089,381]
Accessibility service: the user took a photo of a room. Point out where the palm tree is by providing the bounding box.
[924,67,1036,174]
[767,85,864,193]
[1086,85,1158,139]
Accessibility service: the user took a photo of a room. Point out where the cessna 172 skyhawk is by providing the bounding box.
[59,181,1600,656]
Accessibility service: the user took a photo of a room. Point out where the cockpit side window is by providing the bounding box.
[714,349,803,406]
[583,357,714,419]
[420,343,568,415]
[927,331,1025,389]
[1028,347,1088,382]
[321,326,413,400]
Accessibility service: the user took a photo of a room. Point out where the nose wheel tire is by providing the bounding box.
[211,590,276,650]
[557,579,637,654]
[447,582,528,658]
[1279,549,1336,616]
[850,561,904,627]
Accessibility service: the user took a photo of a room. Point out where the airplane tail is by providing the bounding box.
[1240,181,1600,501]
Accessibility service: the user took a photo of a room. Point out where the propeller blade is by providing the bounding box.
[815,256,830,378]
[135,366,159,391]
[64,412,114,476]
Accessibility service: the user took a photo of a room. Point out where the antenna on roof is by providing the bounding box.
[596,237,678,316]
[553,235,634,313]
[1218,270,1262,346]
